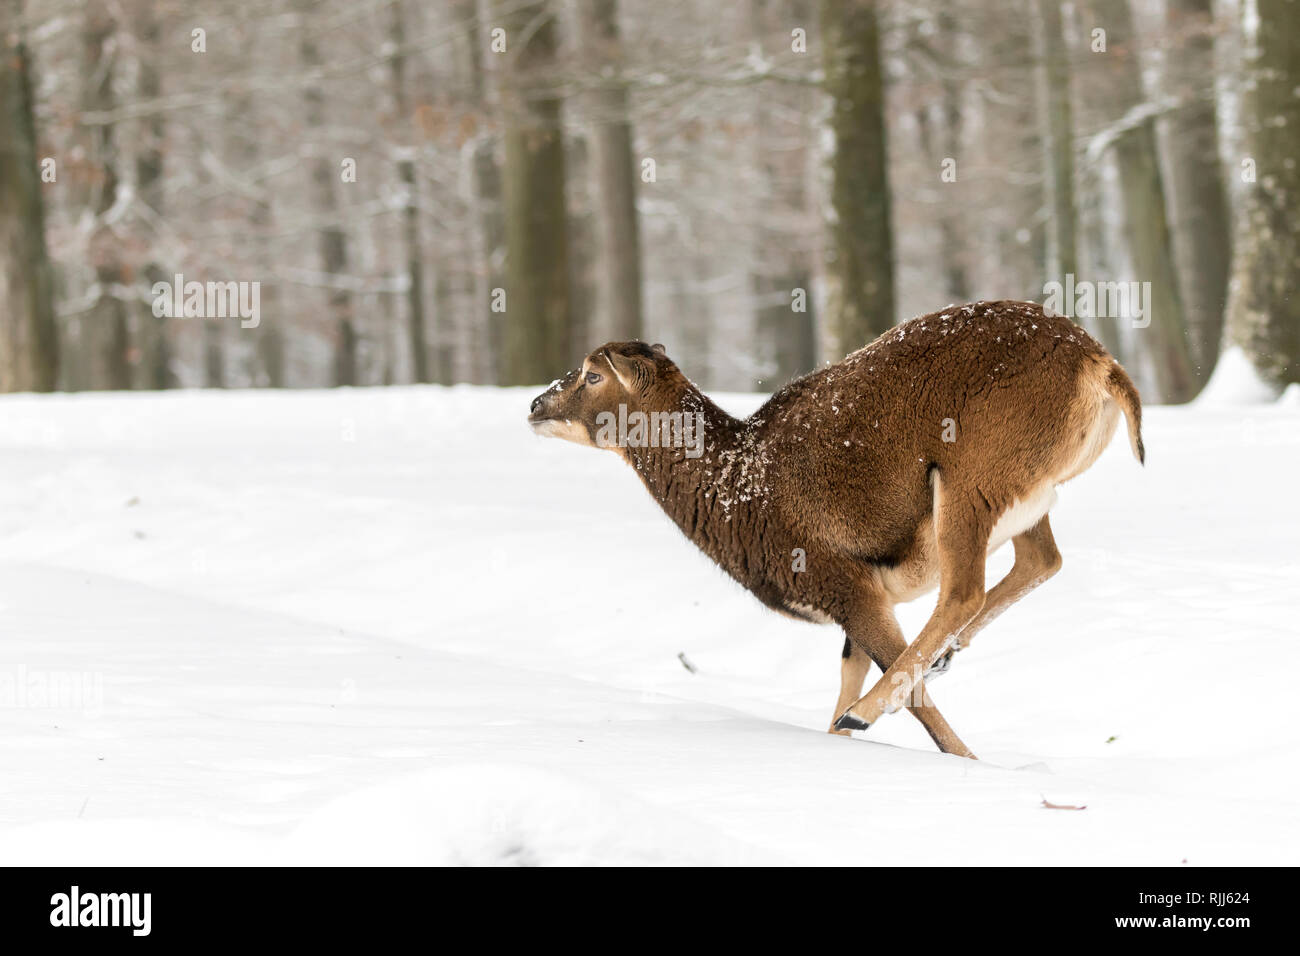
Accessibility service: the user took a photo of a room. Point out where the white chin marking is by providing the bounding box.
[532,419,595,447]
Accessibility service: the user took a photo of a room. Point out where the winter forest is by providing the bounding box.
[2,0,1296,399]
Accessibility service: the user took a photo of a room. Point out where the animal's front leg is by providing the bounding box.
[835,588,982,731]
[840,598,974,757]
[836,477,989,734]
[829,637,870,735]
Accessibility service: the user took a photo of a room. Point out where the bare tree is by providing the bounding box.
[387,0,430,384]
[1082,0,1195,402]
[299,1,356,386]
[1034,0,1077,283]
[821,0,895,354]
[912,7,970,303]
[132,0,174,390]
[751,0,816,387]
[1162,0,1231,386]
[498,0,572,384]
[0,0,59,392]
[81,1,133,391]
[1224,0,1300,389]
[461,0,506,384]
[578,0,643,345]
[8,0,1264,396]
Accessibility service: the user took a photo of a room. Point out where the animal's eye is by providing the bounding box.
[585,371,602,385]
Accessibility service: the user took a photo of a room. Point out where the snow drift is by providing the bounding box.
[0,385,1297,864]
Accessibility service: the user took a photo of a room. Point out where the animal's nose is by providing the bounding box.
[530,396,544,415]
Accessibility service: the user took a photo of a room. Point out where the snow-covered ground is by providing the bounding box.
[1,382,1297,865]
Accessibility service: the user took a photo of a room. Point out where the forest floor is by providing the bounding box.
[1,382,1297,865]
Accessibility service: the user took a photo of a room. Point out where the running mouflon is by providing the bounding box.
[527,300,1144,757]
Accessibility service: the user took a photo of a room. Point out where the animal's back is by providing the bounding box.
[757,300,1134,562]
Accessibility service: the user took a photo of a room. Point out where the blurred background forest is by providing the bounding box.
[1,0,1297,401]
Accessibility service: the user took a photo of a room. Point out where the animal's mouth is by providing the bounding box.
[528,394,556,426]
[529,417,564,437]
[529,416,595,448]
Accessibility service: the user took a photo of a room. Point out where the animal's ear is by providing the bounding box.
[603,347,655,391]
[651,343,666,354]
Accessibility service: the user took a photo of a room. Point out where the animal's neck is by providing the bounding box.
[623,385,779,585]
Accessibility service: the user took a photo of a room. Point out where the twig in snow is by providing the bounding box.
[1041,797,1087,811]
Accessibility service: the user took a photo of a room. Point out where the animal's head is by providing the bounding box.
[527,341,678,450]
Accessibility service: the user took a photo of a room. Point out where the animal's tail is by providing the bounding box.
[1105,363,1145,464]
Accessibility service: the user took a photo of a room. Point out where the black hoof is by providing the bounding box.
[926,649,955,680]
[834,712,871,733]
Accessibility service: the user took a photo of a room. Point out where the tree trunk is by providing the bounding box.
[256,256,285,387]
[1223,0,1300,389]
[387,0,431,383]
[751,0,816,387]
[134,2,174,390]
[473,139,506,383]
[433,271,454,382]
[999,11,1046,301]
[0,0,59,392]
[250,174,284,387]
[498,0,571,385]
[565,133,596,357]
[578,0,643,344]
[203,321,225,388]
[82,1,132,391]
[1162,0,1231,386]
[1083,0,1195,402]
[821,0,895,355]
[1069,1,1126,362]
[914,103,968,300]
[914,9,970,303]
[462,0,505,384]
[1114,132,1194,401]
[675,262,710,383]
[224,29,283,388]
[299,3,355,386]
[754,270,816,388]
[1034,0,1077,283]
[1078,174,1127,362]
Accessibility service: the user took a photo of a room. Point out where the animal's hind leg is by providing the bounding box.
[840,605,975,758]
[932,515,1062,673]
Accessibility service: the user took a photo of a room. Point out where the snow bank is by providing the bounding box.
[284,765,766,866]
[1196,346,1281,404]
[1,385,1297,864]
